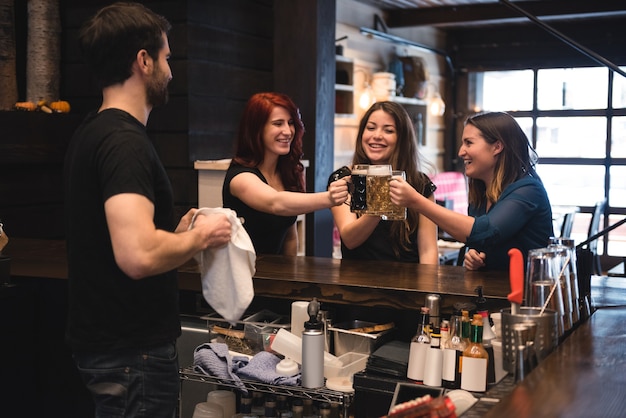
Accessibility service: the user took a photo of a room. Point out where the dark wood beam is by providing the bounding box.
[273,0,336,257]
[385,0,626,28]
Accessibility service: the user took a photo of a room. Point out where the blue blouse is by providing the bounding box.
[467,175,554,271]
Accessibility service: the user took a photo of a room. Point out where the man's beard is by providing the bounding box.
[146,63,170,108]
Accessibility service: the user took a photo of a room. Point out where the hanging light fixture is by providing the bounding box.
[355,68,375,110]
[428,83,446,116]
[359,83,375,110]
[429,91,446,116]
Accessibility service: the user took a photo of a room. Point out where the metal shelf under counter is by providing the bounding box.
[179,365,353,415]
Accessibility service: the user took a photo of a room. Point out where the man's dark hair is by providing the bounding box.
[79,2,171,87]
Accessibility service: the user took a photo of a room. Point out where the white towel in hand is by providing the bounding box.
[190,207,256,323]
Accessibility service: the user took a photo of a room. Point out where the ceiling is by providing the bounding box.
[352,0,626,29]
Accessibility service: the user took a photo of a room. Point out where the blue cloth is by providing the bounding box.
[193,344,301,388]
[73,341,179,418]
[467,175,554,271]
[193,342,246,390]
[236,351,301,386]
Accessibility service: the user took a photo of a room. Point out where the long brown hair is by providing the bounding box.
[352,101,433,255]
[233,92,305,192]
[465,111,540,207]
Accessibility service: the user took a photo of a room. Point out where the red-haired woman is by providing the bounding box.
[223,92,349,255]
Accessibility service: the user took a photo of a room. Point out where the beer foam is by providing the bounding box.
[368,165,391,175]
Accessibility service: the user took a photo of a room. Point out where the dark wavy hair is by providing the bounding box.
[79,2,171,88]
[465,111,540,207]
[352,101,433,255]
[233,92,306,192]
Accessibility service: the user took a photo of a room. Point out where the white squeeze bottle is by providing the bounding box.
[406,306,430,381]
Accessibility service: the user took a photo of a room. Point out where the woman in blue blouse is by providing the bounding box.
[390,111,554,271]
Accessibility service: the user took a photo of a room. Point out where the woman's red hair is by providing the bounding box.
[233,92,306,192]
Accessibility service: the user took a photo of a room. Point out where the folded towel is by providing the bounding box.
[236,351,301,386]
[193,342,245,390]
[190,207,256,323]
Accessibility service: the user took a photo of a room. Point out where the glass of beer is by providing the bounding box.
[365,165,392,215]
[350,164,369,214]
[382,170,407,221]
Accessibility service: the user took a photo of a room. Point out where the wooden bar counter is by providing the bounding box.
[483,305,626,417]
[4,238,626,417]
[5,238,512,311]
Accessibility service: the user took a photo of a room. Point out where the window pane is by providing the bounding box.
[515,117,533,142]
[472,70,534,112]
[611,116,626,158]
[612,66,626,109]
[536,117,606,158]
[610,166,626,208]
[607,215,626,257]
[537,68,608,110]
[536,164,605,207]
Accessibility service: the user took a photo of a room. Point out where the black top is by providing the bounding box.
[64,109,180,351]
[341,173,436,263]
[222,163,297,255]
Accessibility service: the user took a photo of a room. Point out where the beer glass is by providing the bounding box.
[525,247,567,337]
[350,164,369,214]
[382,170,407,221]
[365,165,392,215]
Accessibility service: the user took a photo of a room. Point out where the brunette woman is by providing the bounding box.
[390,111,553,270]
[331,101,439,264]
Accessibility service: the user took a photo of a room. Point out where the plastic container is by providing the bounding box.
[324,352,369,378]
[329,320,395,356]
[207,309,289,356]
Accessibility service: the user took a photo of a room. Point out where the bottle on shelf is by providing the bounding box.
[440,319,450,348]
[460,313,489,392]
[302,298,325,389]
[423,327,443,387]
[251,392,265,417]
[318,402,331,418]
[442,311,466,389]
[461,309,471,348]
[475,286,497,386]
[302,399,315,418]
[263,395,278,418]
[479,311,496,386]
[276,395,291,418]
[291,399,304,418]
[406,306,431,381]
[233,392,257,418]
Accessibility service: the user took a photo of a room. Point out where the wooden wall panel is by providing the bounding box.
[1,0,333,253]
[449,18,626,71]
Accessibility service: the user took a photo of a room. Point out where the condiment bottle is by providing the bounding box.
[276,395,291,417]
[480,310,496,386]
[460,313,489,392]
[302,298,324,388]
[264,395,278,418]
[251,392,265,417]
[232,392,255,418]
[302,399,314,418]
[442,311,466,389]
[423,327,443,387]
[440,319,450,348]
[291,399,304,418]
[407,306,431,381]
[461,309,471,348]
[318,402,331,418]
